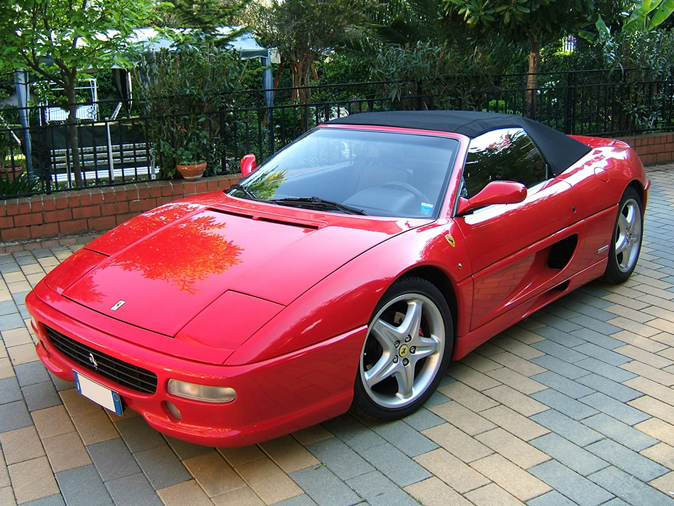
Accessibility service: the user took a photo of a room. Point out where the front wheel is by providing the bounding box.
[603,187,643,284]
[352,277,453,420]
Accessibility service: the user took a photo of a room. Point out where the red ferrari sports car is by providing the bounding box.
[26,111,649,447]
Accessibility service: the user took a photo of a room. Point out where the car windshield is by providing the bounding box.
[229,127,459,218]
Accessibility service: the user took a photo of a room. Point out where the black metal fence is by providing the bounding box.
[1,68,673,199]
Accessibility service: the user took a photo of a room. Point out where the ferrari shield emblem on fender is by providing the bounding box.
[445,234,456,247]
[111,300,126,311]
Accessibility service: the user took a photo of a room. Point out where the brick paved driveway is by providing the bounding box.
[2,167,674,506]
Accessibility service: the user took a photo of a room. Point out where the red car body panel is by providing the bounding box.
[26,118,649,447]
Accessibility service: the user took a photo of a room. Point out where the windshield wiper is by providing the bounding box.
[227,184,259,201]
[271,196,368,216]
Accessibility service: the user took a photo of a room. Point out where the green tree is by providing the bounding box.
[0,0,155,186]
[155,0,251,31]
[442,0,596,117]
[253,0,367,102]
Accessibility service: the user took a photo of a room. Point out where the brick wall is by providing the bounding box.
[620,132,674,166]
[0,174,241,243]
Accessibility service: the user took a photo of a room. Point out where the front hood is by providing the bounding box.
[57,201,412,337]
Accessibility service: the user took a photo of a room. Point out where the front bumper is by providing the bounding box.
[27,283,365,447]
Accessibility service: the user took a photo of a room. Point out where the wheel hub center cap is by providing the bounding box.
[399,344,410,358]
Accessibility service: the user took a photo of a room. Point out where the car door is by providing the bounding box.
[453,128,581,331]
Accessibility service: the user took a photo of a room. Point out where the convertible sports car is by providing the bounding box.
[26,111,649,447]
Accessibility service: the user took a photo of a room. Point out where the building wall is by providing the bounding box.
[620,132,674,166]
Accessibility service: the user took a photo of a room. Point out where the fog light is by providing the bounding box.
[167,379,236,403]
[164,401,182,420]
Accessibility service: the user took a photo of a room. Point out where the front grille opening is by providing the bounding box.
[45,326,157,394]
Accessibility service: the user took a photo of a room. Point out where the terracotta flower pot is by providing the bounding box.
[176,162,207,180]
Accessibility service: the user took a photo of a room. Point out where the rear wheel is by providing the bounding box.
[603,187,643,284]
[352,277,453,420]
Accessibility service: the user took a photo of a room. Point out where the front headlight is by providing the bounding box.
[167,379,236,403]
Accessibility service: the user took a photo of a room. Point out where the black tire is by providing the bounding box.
[603,187,643,284]
[351,277,453,420]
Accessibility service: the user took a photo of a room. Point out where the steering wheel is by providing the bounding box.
[382,181,430,202]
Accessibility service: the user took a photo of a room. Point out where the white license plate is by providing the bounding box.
[73,370,123,416]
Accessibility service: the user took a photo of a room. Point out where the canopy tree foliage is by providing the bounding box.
[154,0,251,31]
[441,0,596,117]
[253,0,368,102]
[0,0,155,185]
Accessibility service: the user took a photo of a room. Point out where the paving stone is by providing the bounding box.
[531,312,583,333]
[480,405,549,441]
[402,407,444,431]
[8,457,60,504]
[615,345,674,369]
[573,343,631,366]
[22,494,67,506]
[621,360,674,386]
[582,413,658,452]
[461,351,503,372]
[217,445,266,468]
[163,436,214,461]
[531,355,588,379]
[531,371,595,399]
[527,490,581,506]
[0,314,26,332]
[429,401,496,436]
[404,476,473,506]
[490,351,546,377]
[0,426,44,465]
[367,420,438,457]
[414,448,489,494]
[422,423,492,463]
[358,442,431,487]
[531,341,586,363]
[475,428,550,469]
[589,465,674,505]
[533,326,585,347]
[484,385,549,416]
[14,361,50,387]
[59,388,100,417]
[322,414,385,451]
[422,390,451,408]
[0,377,22,405]
[31,406,75,438]
[580,392,651,425]
[570,328,624,350]
[182,452,245,497]
[236,456,303,505]
[447,362,501,391]
[641,442,674,470]
[291,425,334,446]
[347,470,420,506]
[290,465,362,506]
[71,409,119,445]
[55,464,113,506]
[531,389,598,421]
[529,460,614,506]
[42,431,92,473]
[134,445,191,490]
[437,381,499,412]
[22,381,61,411]
[156,480,212,506]
[576,374,643,402]
[104,473,163,506]
[87,438,141,482]
[211,486,266,506]
[531,410,603,447]
[491,336,545,360]
[114,416,166,453]
[470,453,551,502]
[530,433,608,476]
[0,401,32,433]
[575,358,638,383]
[484,367,547,394]
[586,439,669,482]
[306,436,374,481]
[625,376,674,407]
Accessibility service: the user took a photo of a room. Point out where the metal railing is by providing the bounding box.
[1,68,673,199]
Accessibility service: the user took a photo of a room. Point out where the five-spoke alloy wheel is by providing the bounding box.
[352,277,453,420]
[603,187,644,284]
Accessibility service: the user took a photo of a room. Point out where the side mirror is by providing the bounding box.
[240,154,257,178]
[457,180,527,215]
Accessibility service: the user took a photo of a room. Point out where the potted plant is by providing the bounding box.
[174,124,210,180]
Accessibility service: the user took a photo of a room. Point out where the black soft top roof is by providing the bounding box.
[328,110,592,176]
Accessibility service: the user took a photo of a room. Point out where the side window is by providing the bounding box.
[462,128,547,199]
